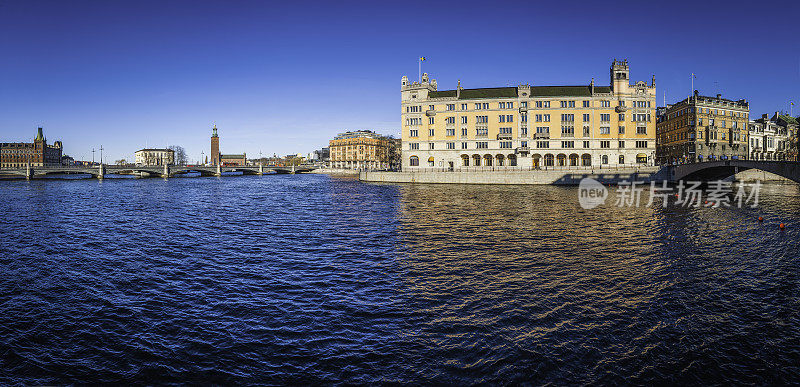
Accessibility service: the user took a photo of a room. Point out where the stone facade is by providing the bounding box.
[329,130,394,170]
[1,127,63,168]
[656,91,750,164]
[135,148,175,166]
[400,60,657,170]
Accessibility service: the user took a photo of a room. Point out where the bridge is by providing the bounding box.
[0,164,316,179]
[664,160,800,183]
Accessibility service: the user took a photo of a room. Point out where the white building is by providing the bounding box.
[135,148,175,166]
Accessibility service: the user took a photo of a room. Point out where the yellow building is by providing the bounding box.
[656,91,750,164]
[400,59,656,169]
[329,130,392,170]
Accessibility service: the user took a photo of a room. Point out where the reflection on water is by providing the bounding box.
[0,176,799,384]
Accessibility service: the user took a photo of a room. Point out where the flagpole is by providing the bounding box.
[419,58,422,82]
[691,73,694,100]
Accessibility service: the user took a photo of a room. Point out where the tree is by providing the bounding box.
[115,159,127,165]
[168,145,188,166]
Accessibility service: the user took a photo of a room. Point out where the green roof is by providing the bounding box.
[428,85,611,100]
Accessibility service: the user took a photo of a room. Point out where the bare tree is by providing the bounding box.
[168,145,188,166]
[115,159,128,165]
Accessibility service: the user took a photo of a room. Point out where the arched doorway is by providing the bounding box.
[496,154,505,166]
[556,153,567,167]
[544,154,554,167]
[409,156,419,166]
[569,154,579,166]
[601,155,609,164]
[483,154,493,167]
[508,154,517,166]
[619,155,625,165]
[581,153,591,166]
[636,153,647,164]
[427,156,435,167]
[532,154,542,168]
[472,154,481,166]
[461,155,470,167]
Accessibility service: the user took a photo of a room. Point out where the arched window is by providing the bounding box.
[508,154,517,166]
[619,155,625,165]
[636,153,647,164]
[496,154,505,166]
[461,155,470,166]
[544,154,554,166]
[556,154,567,167]
[427,156,435,167]
[581,154,591,166]
[569,154,579,166]
[483,154,493,166]
[409,156,419,166]
[601,155,609,164]
[473,154,481,166]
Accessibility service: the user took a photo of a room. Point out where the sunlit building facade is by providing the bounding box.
[400,60,657,170]
[0,127,63,168]
[329,130,393,170]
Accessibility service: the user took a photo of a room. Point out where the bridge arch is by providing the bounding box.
[670,161,800,183]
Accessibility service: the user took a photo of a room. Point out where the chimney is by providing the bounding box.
[590,78,594,94]
[716,93,722,99]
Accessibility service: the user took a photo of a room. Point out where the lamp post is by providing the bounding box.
[92,148,95,165]
[100,145,104,165]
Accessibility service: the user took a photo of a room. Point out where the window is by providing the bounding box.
[461,103,468,110]
[583,114,590,122]
[461,142,468,149]
[447,142,455,149]
[461,116,468,124]
[500,127,512,134]
[619,100,626,107]
[475,103,482,110]
[636,141,648,148]
[600,100,610,107]
[521,114,528,123]
[410,143,419,150]
[600,114,610,122]
[446,128,455,136]
[410,129,418,137]
[521,141,528,148]
[561,126,574,136]
[445,117,455,125]
[582,100,590,108]
[600,126,610,134]
[521,127,528,136]
[544,114,550,122]
[600,140,610,148]
[461,128,467,136]
[536,126,549,134]
[428,117,434,125]
[476,116,488,124]
[476,128,488,136]
[500,141,512,148]
[583,141,590,148]
[618,140,625,148]
[446,104,455,111]
[537,141,549,148]
[619,113,625,121]
[521,102,527,108]
[476,141,488,149]
[637,126,647,135]
[562,141,574,148]
[583,126,590,137]
[409,156,419,166]
[429,129,434,136]
[618,126,625,134]
[428,143,434,150]
[561,114,574,122]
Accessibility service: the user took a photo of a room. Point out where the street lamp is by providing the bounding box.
[92,148,95,165]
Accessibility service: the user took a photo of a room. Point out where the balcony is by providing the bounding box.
[519,106,528,113]
[516,146,530,154]
[534,132,550,139]
[615,106,628,113]
[425,110,436,117]
[497,133,513,140]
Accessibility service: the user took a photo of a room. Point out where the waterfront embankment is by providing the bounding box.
[360,166,663,185]
[309,168,359,177]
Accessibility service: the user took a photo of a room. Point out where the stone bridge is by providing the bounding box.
[664,160,800,183]
[0,164,316,179]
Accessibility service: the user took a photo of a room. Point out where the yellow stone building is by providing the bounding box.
[400,60,656,169]
[656,91,750,164]
[329,130,393,170]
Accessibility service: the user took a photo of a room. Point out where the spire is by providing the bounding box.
[212,124,218,138]
[34,127,44,142]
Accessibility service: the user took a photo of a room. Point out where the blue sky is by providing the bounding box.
[1,0,798,163]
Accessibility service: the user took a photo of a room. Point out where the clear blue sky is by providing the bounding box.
[1,0,798,163]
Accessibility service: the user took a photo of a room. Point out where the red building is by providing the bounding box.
[1,127,63,168]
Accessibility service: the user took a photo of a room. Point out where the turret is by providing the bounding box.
[610,59,630,94]
[34,127,45,142]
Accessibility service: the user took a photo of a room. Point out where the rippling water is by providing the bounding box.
[1,174,799,384]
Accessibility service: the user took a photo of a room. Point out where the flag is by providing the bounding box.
[420,57,426,61]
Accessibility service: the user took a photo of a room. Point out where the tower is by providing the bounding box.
[610,59,630,94]
[210,124,220,166]
[33,127,46,166]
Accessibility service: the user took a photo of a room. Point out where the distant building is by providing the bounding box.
[210,125,220,166]
[329,130,394,170]
[135,148,175,166]
[313,147,330,164]
[61,155,74,165]
[220,154,247,166]
[1,127,63,168]
[656,91,750,164]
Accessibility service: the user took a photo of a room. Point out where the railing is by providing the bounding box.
[398,164,658,173]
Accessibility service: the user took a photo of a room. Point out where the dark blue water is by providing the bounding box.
[1,174,799,384]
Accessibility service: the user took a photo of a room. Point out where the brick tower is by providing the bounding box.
[210,124,220,166]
